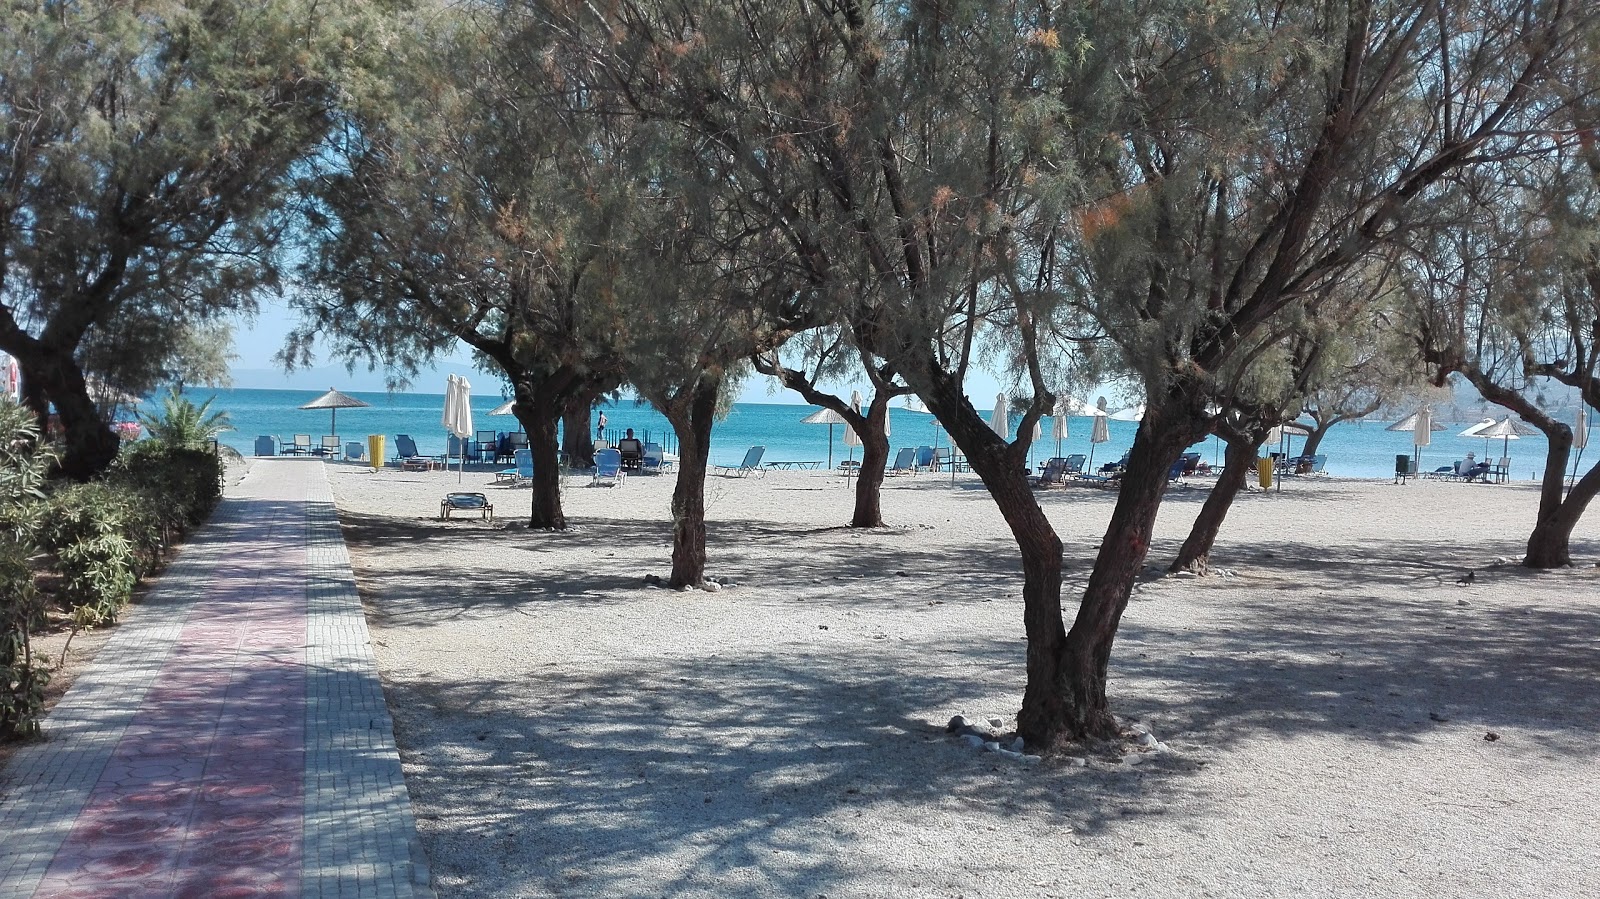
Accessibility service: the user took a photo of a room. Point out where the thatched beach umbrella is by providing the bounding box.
[1475,416,1536,467]
[802,405,850,469]
[300,388,369,435]
[1386,408,1446,468]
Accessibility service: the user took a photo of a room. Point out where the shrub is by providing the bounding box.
[0,402,53,740]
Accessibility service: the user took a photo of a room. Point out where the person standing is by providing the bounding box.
[595,410,608,443]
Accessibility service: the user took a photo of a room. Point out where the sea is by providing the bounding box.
[186,387,1569,482]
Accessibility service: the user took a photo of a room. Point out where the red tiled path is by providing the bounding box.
[0,459,428,899]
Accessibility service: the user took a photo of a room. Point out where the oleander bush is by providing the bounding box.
[0,403,54,740]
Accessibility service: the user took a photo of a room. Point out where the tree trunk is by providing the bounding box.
[850,398,892,528]
[520,401,567,531]
[19,353,119,480]
[1052,418,1190,745]
[1523,446,1600,569]
[920,375,1070,748]
[1169,435,1260,574]
[667,374,721,588]
[563,406,595,471]
[1301,422,1332,458]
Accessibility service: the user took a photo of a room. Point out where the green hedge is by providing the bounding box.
[2,441,222,740]
[39,444,223,626]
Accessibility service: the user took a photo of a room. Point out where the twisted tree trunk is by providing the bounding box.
[1170,435,1261,575]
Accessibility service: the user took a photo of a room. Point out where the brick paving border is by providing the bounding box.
[0,460,431,899]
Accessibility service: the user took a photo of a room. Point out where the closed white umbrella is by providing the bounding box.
[990,393,1009,439]
[442,374,474,482]
[1571,407,1589,487]
[1088,396,1111,471]
[842,391,864,482]
[1052,397,1069,457]
[1387,407,1445,469]
[1413,406,1433,468]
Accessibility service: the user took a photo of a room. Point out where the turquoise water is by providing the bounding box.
[187,387,1565,480]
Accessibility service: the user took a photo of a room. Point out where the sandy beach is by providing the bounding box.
[320,461,1600,898]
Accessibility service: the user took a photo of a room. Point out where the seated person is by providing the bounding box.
[616,428,644,470]
[1460,452,1492,482]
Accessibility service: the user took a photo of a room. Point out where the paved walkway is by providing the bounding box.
[0,459,430,898]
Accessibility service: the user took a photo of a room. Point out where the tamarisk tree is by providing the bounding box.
[1,0,376,478]
[295,7,632,529]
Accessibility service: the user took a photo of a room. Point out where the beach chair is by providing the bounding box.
[617,436,644,471]
[1495,456,1511,483]
[1063,454,1087,477]
[447,434,468,463]
[496,448,534,485]
[319,435,341,457]
[288,434,313,456]
[713,446,766,477]
[1100,451,1130,475]
[885,447,917,476]
[345,441,364,461]
[591,448,625,487]
[1166,458,1188,483]
[1309,455,1327,476]
[1036,457,1070,488]
[914,445,935,471]
[640,442,672,474]
[506,432,529,463]
[472,429,497,463]
[930,448,952,471]
[440,492,493,520]
[254,435,276,457]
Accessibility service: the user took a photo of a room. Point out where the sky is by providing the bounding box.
[228,299,1018,406]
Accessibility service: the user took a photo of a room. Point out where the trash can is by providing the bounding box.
[368,434,385,471]
[1257,456,1273,489]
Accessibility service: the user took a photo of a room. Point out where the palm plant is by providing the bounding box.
[137,390,232,450]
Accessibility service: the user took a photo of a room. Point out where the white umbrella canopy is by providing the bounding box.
[1458,418,1496,438]
[990,393,1009,439]
[1110,404,1145,422]
[488,399,517,416]
[300,387,370,434]
[1476,415,1536,459]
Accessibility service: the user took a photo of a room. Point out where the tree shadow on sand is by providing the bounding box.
[341,506,1600,895]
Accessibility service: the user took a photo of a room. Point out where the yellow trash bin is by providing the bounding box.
[368,434,385,471]
[1257,457,1273,489]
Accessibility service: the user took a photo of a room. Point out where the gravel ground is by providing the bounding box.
[323,460,1600,898]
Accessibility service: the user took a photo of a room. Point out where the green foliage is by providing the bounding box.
[1,432,222,742]
[138,390,233,451]
[0,0,395,478]
[0,402,55,740]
